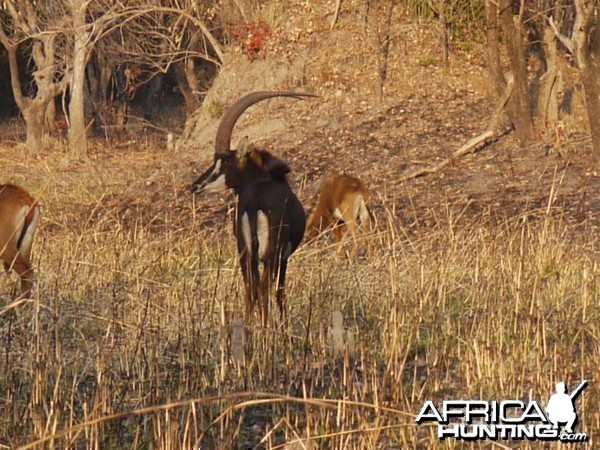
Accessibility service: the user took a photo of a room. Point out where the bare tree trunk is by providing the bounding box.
[45,98,56,130]
[576,20,600,163]
[174,61,201,115]
[498,0,534,146]
[10,45,59,152]
[22,102,47,151]
[549,1,600,163]
[0,8,64,152]
[370,0,394,104]
[485,1,505,93]
[68,0,89,159]
[3,44,46,150]
[579,61,600,163]
[428,1,450,62]
[186,31,202,97]
[536,28,561,136]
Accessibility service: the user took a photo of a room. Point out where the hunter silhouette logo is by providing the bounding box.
[546,380,587,434]
[416,380,589,443]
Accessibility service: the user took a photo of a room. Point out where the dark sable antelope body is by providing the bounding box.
[191,91,313,326]
[0,184,41,298]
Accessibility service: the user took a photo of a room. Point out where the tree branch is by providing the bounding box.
[398,76,514,182]
[0,21,12,49]
[3,43,28,111]
[548,16,573,54]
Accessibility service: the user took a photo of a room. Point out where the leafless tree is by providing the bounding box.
[0,1,68,152]
[485,0,535,146]
[84,0,222,131]
[67,0,98,158]
[1,0,222,153]
[363,0,395,103]
[549,0,600,162]
[426,0,458,62]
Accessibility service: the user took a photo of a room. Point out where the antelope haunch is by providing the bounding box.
[306,173,372,253]
[191,91,315,327]
[0,184,41,299]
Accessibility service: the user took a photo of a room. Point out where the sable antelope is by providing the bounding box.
[191,91,314,326]
[306,173,372,254]
[0,184,41,299]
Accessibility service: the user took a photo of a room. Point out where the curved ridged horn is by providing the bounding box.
[214,91,317,156]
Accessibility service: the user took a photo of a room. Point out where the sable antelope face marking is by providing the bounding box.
[191,136,293,196]
[191,157,229,194]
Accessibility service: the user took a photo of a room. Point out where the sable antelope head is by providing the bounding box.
[306,173,373,256]
[0,184,41,299]
[191,91,315,196]
[191,91,315,327]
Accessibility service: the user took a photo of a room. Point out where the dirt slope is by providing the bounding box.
[171,2,598,239]
[1,2,598,238]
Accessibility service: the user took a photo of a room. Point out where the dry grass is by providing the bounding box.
[1,0,597,446]
[0,157,597,448]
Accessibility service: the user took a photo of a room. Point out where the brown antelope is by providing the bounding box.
[191,91,315,327]
[306,173,372,255]
[0,184,41,299]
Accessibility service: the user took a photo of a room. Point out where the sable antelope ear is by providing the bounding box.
[236,136,259,170]
[236,136,251,162]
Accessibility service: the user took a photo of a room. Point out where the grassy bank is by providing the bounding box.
[1,173,597,448]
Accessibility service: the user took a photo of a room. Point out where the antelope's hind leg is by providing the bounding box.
[240,253,259,319]
[357,200,373,256]
[274,257,288,322]
[15,205,39,298]
[2,226,34,299]
[258,265,271,328]
[14,255,33,299]
[2,250,33,299]
[238,211,260,329]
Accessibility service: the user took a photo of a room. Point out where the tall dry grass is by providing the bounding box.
[0,174,598,449]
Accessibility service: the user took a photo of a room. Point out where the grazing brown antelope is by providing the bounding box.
[191,91,315,327]
[0,184,41,299]
[306,173,372,254]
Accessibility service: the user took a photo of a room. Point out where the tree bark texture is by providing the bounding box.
[0,11,64,152]
[549,0,600,162]
[573,1,600,162]
[498,0,534,146]
[68,0,89,159]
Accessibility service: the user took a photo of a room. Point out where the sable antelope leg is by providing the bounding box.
[5,253,33,299]
[258,264,271,328]
[274,257,288,326]
[239,251,259,323]
[15,256,33,298]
